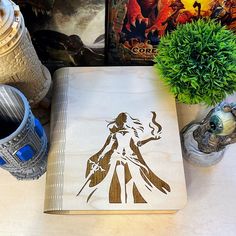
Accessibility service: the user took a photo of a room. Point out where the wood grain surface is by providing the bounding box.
[0,68,235,235]
[45,67,186,213]
[1,139,236,235]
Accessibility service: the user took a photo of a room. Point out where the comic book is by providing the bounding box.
[106,0,236,65]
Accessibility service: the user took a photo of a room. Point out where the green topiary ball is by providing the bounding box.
[154,19,236,106]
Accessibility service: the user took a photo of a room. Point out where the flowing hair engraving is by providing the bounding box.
[77,112,171,203]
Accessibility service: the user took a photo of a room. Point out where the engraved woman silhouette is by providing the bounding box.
[77,112,171,203]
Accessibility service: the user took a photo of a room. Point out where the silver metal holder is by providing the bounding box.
[0,85,48,180]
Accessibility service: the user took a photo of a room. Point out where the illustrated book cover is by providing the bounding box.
[13,0,106,70]
[106,0,236,65]
[44,66,187,214]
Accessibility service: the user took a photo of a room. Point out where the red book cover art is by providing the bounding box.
[106,0,236,65]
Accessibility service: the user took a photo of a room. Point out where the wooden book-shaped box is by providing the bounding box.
[44,67,187,214]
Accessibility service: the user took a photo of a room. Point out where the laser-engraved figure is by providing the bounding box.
[77,112,171,203]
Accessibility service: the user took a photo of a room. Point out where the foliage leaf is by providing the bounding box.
[154,19,236,106]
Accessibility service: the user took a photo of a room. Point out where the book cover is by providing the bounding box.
[13,0,106,71]
[106,0,236,65]
[44,67,187,214]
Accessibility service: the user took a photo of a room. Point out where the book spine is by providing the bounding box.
[44,68,69,212]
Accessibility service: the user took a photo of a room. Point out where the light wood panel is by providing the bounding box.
[45,67,187,213]
[0,144,236,235]
[0,68,235,235]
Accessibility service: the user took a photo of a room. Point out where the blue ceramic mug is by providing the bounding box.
[0,85,48,180]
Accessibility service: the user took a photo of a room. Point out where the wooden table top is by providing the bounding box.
[0,100,236,236]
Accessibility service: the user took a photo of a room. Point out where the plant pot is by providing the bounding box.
[175,101,212,130]
[0,85,48,180]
